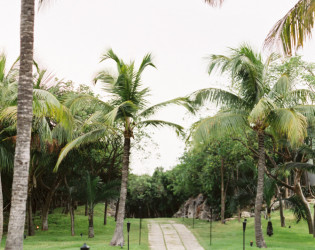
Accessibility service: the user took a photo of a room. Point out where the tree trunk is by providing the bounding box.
[294,172,313,234]
[313,204,315,238]
[0,171,3,246]
[27,197,35,236]
[254,131,267,248]
[5,1,35,249]
[115,199,119,222]
[85,202,88,216]
[110,136,131,246]
[104,200,108,225]
[278,190,285,228]
[70,203,75,236]
[41,178,62,231]
[220,157,225,224]
[88,208,94,238]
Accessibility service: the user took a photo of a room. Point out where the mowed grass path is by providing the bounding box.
[176,209,315,250]
[1,204,149,250]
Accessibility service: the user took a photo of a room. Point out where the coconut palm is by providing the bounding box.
[264,0,315,55]
[4,0,35,248]
[190,44,313,248]
[54,49,193,246]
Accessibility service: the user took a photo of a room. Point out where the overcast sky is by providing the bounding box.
[1,0,314,175]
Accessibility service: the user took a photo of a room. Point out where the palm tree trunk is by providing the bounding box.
[88,207,94,238]
[110,136,131,246]
[5,0,34,249]
[0,171,3,246]
[220,157,225,224]
[104,200,108,225]
[254,131,267,248]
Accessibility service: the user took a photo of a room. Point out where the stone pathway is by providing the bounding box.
[148,220,204,250]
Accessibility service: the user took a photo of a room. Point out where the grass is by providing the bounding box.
[1,204,149,250]
[175,209,315,249]
[2,205,315,249]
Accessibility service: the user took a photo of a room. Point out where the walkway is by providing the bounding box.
[148,220,204,250]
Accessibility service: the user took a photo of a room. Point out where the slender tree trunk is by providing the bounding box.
[255,131,267,248]
[88,208,94,238]
[110,136,131,246]
[70,205,75,236]
[114,199,119,221]
[220,157,225,224]
[313,204,315,238]
[294,172,313,234]
[0,171,3,246]
[5,1,34,249]
[278,189,285,228]
[104,200,108,225]
[85,202,88,216]
[27,197,35,236]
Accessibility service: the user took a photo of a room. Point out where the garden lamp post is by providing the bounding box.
[80,243,90,250]
[243,219,247,250]
[139,205,142,245]
[127,221,131,250]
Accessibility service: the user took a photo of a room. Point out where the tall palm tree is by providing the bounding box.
[5,0,35,248]
[264,0,315,55]
[55,49,193,246]
[190,44,312,248]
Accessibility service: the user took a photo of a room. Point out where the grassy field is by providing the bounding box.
[1,204,149,250]
[175,209,315,250]
[2,205,315,249]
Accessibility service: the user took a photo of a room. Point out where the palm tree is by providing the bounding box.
[55,49,192,246]
[75,173,119,238]
[264,0,315,55]
[190,44,312,248]
[4,0,35,248]
[0,53,18,246]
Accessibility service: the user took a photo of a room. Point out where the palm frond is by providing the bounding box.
[249,97,276,124]
[269,108,307,147]
[137,120,185,137]
[189,87,246,108]
[192,110,248,147]
[264,0,315,55]
[139,97,195,118]
[54,128,109,171]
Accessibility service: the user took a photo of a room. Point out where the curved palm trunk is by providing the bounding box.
[255,131,267,248]
[294,170,313,234]
[5,0,34,249]
[110,136,131,246]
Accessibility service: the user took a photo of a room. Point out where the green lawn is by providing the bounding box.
[2,205,315,249]
[1,204,149,250]
[175,209,315,249]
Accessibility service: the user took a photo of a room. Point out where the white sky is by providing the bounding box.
[1,0,314,175]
